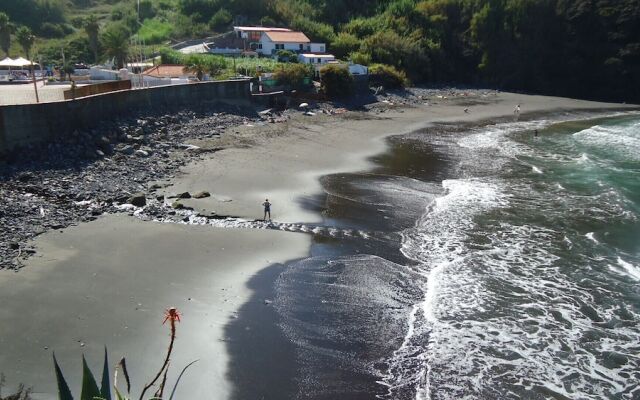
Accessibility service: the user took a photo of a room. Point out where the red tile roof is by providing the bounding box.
[264,31,310,43]
[143,64,193,78]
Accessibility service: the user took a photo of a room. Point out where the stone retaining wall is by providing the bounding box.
[0,79,251,154]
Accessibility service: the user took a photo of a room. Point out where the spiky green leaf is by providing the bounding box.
[114,387,126,400]
[53,353,74,400]
[80,355,101,400]
[100,347,111,400]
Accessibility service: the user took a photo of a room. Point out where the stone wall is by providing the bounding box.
[0,79,251,154]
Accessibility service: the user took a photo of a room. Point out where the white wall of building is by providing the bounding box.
[309,43,326,53]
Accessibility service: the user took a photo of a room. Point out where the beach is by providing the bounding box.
[0,91,638,399]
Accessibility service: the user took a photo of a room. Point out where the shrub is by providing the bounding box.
[137,19,174,44]
[320,64,354,98]
[331,32,360,59]
[292,16,335,43]
[368,63,408,88]
[349,51,371,66]
[209,8,232,31]
[159,47,183,64]
[273,63,311,89]
[276,49,298,62]
[40,22,66,38]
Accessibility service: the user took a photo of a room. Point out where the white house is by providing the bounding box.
[233,26,292,51]
[257,31,311,55]
[298,53,336,65]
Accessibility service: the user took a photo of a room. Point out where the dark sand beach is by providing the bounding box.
[1,92,638,399]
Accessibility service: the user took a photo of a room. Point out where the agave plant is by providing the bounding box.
[53,308,197,400]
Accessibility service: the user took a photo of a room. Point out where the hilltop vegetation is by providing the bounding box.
[1,0,639,102]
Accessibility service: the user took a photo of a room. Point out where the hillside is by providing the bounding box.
[1,0,639,102]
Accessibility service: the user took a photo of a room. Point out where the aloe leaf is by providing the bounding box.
[114,387,126,400]
[81,355,101,400]
[118,358,131,394]
[169,359,199,400]
[100,347,111,400]
[53,353,74,400]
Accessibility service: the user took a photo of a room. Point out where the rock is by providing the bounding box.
[127,192,146,207]
[95,149,105,157]
[192,191,210,199]
[135,149,149,157]
[171,201,184,209]
[118,145,135,155]
[175,192,191,199]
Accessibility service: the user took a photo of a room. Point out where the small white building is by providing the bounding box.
[298,53,336,65]
[258,31,311,55]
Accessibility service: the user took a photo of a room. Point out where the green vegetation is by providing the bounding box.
[272,63,313,88]
[137,19,173,44]
[320,64,354,98]
[52,307,195,400]
[369,63,409,88]
[0,0,638,101]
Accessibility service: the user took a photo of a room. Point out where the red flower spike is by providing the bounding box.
[163,307,181,324]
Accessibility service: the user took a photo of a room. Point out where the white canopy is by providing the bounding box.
[13,57,34,66]
[0,57,34,67]
[0,57,18,66]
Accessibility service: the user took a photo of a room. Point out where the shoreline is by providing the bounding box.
[0,92,638,398]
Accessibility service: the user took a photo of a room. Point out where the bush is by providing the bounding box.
[292,16,335,43]
[209,8,232,31]
[349,51,371,65]
[320,64,354,98]
[137,19,174,44]
[159,47,183,64]
[331,32,360,59]
[273,63,311,89]
[40,22,66,38]
[138,0,157,20]
[368,63,408,88]
[276,49,298,62]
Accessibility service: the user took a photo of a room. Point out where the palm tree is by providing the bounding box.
[183,55,208,81]
[101,24,130,69]
[0,13,11,57]
[15,26,35,58]
[85,14,100,64]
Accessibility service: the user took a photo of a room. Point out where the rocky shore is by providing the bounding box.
[0,103,260,270]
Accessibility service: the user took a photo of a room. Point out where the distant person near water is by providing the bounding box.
[514,104,521,114]
[263,198,272,221]
[534,129,539,137]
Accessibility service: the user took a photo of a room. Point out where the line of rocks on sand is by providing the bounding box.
[0,103,265,270]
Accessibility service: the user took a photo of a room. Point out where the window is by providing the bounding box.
[320,46,325,52]
[299,44,303,50]
[258,43,263,49]
[317,58,321,63]
[275,44,284,50]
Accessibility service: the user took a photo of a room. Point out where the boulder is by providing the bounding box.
[192,191,211,199]
[127,192,146,207]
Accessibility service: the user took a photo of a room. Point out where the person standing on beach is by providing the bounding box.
[262,198,272,221]
[514,104,521,114]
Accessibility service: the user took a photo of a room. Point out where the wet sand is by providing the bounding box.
[0,92,636,399]
[0,216,309,399]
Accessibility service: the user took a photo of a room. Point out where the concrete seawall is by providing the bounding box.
[0,79,251,154]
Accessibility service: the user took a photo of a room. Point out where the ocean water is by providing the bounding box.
[274,112,640,399]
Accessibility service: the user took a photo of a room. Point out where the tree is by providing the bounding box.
[101,23,130,68]
[0,12,11,56]
[15,26,35,58]
[183,55,208,81]
[84,14,100,63]
[320,64,353,98]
